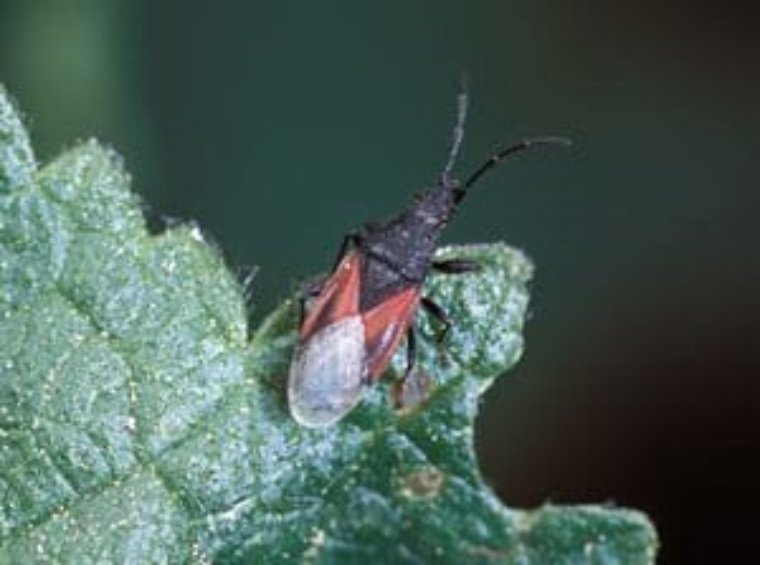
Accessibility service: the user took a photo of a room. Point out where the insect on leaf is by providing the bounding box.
[0,85,657,564]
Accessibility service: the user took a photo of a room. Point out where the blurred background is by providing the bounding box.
[1,0,757,562]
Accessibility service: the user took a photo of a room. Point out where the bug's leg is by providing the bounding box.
[432,258,481,275]
[421,296,452,344]
[393,326,417,408]
[330,230,363,272]
[298,276,326,326]
[298,231,363,325]
[405,325,417,378]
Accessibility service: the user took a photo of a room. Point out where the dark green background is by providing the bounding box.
[1,1,757,562]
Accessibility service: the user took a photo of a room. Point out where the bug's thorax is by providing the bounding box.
[356,180,459,311]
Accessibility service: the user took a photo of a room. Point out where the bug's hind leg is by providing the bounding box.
[394,324,439,410]
[392,326,418,408]
[432,258,481,275]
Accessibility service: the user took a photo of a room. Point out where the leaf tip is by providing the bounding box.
[0,84,36,193]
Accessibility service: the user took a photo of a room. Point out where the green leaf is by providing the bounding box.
[0,86,35,194]
[0,86,657,563]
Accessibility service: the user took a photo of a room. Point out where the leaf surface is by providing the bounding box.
[0,86,657,564]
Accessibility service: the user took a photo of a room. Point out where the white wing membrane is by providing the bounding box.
[288,315,368,428]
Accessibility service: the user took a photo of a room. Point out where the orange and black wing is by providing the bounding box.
[300,251,362,340]
[362,286,421,381]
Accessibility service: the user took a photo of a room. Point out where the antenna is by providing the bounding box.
[441,82,469,183]
[456,136,572,201]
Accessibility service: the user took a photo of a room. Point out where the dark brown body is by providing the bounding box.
[356,177,461,311]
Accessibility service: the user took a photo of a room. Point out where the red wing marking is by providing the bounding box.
[362,286,421,381]
[300,252,362,340]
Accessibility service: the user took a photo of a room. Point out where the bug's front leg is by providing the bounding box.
[432,258,481,274]
[298,276,325,326]
[331,230,363,272]
[299,231,364,325]
[421,297,451,343]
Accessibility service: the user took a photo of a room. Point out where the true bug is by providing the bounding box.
[288,91,569,428]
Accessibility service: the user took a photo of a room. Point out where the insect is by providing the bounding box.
[288,91,570,427]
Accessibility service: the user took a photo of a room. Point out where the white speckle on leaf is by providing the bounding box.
[162,258,176,273]
[189,225,204,243]
[124,416,136,432]
[302,527,327,560]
